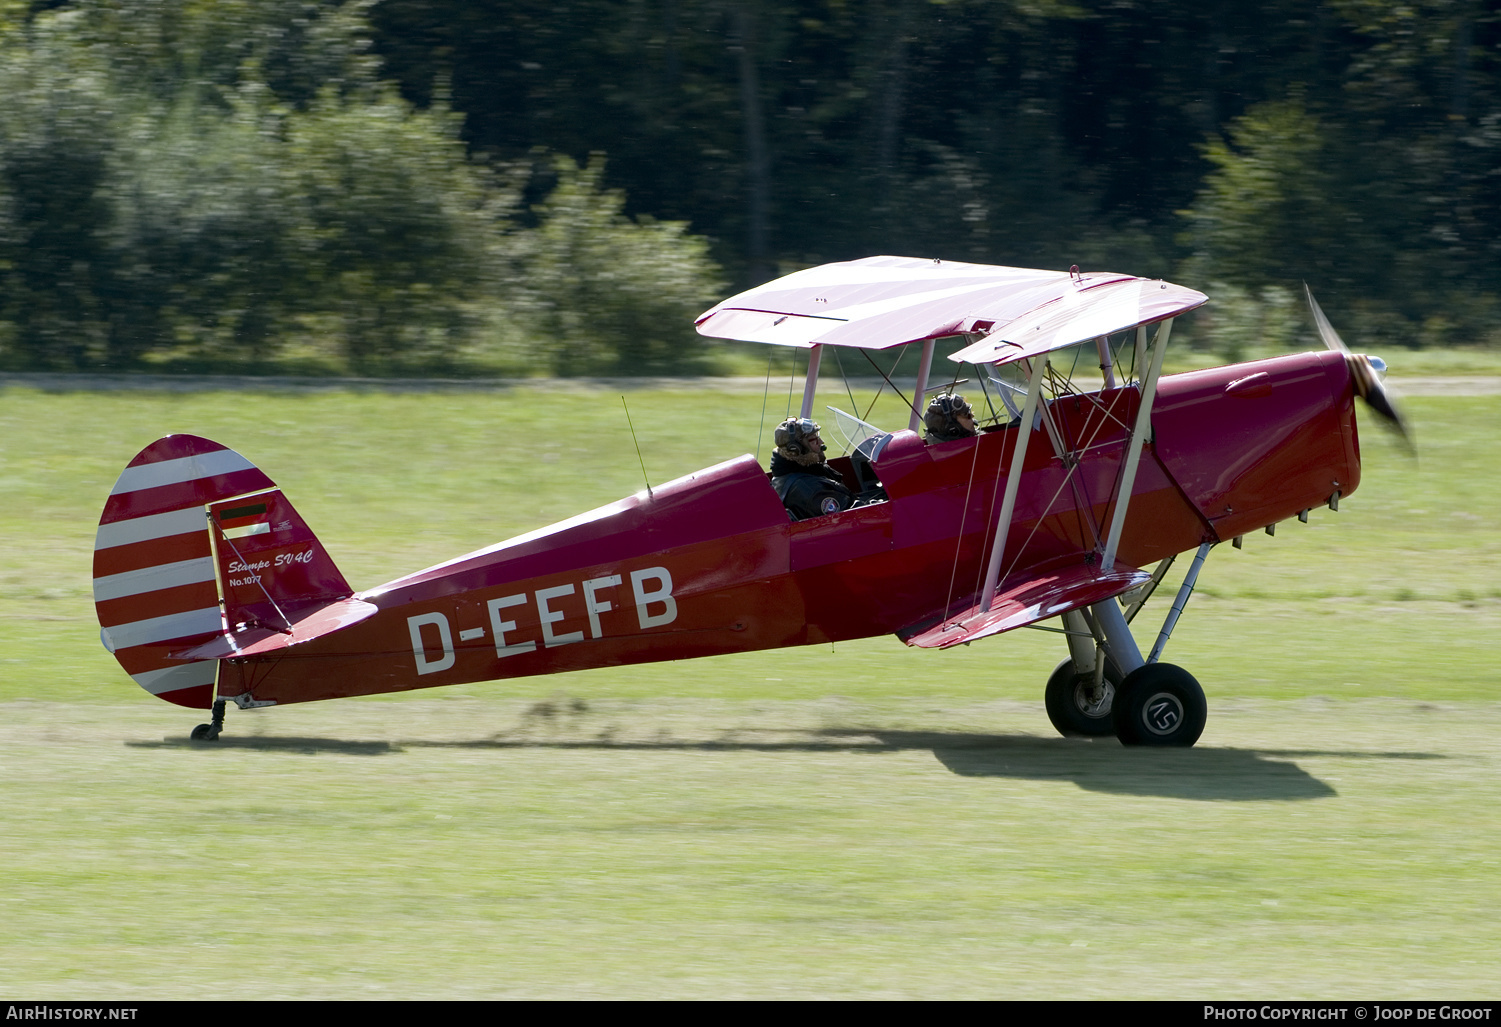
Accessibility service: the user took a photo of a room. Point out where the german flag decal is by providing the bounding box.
[217,502,271,539]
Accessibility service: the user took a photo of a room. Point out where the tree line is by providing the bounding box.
[0,0,720,373]
[2,0,1499,373]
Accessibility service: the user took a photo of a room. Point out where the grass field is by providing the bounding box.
[2,374,1500,998]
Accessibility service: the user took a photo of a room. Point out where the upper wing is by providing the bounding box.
[694,255,1206,365]
[898,561,1151,650]
[947,276,1207,368]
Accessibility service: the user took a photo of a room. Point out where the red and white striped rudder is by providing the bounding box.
[93,435,275,709]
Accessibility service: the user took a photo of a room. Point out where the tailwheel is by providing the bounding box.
[1044,658,1122,737]
[1113,663,1206,747]
[189,700,226,742]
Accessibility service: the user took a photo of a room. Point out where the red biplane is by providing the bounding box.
[92,257,1404,746]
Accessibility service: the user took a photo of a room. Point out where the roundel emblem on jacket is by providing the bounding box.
[820,496,841,514]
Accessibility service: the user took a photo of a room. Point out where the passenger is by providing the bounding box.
[769,417,855,520]
[923,393,978,443]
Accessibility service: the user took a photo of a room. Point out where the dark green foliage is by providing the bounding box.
[1182,0,1501,349]
[0,1,497,370]
[0,1,726,374]
[0,24,118,366]
[280,87,497,370]
[505,156,724,375]
[6,0,1501,371]
[369,0,1501,357]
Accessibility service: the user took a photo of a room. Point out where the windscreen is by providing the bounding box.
[826,406,885,455]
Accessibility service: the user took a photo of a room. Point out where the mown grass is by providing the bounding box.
[2,376,1500,997]
[2,697,1499,998]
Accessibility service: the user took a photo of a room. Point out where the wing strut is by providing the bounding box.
[978,355,1048,612]
[1100,317,1173,572]
[907,337,938,432]
[1082,317,1174,676]
[800,344,824,418]
[1096,336,1116,389]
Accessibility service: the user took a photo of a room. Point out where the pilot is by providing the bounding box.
[923,393,978,443]
[769,417,855,520]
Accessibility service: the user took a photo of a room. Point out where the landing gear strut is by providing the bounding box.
[1044,543,1216,747]
[1044,608,1122,737]
[190,700,226,742]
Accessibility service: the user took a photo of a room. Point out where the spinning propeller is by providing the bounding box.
[1304,284,1413,452]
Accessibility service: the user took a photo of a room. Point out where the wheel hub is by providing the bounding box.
[1141,691,1184,735]
[1072,680,1114,718]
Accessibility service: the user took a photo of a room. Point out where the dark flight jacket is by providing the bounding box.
[769,452,855,521]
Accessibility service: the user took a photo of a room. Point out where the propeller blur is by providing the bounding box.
[1304,284,1413,452]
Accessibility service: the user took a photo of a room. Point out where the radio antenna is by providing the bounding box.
[621,396,653,499]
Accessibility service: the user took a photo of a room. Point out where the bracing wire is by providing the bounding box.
[621,396,653,499]
[833,346,860,417]
[941,429,986,624]
[212,521,295,634]
[785,348,799,418]
[755,348,774,460]
[824,348,863,454]
[860,346,913,423]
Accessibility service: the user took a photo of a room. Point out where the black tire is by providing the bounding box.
[190,723,218,741]
[1113,663,1206,747]
[1044,658,1121,737]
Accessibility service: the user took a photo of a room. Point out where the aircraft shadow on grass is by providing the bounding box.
[130,736,398,757]
[133,725,1447,801]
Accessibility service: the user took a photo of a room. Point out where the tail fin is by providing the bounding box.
[94,435,275,708]
[93,435,362,709]
[205,487,353,634]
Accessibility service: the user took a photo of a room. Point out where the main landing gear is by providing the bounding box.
[1046,543,1213,747]
[1112,663,1206,746]
[1044,656,1122,737]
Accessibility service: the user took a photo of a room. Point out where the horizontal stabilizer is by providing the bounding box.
[173,596,378,660]
[899,563,1150,650]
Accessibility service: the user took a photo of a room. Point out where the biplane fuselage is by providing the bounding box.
[146,349,1355,710]
[95,256,1390,747]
